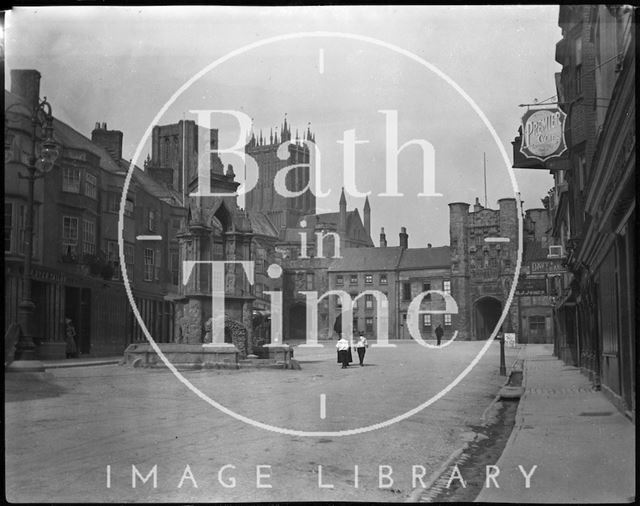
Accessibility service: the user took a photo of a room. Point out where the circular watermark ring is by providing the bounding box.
[119,31,523,437]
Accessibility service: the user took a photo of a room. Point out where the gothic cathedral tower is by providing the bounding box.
[244,116,316,229]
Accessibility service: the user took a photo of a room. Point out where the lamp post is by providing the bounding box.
[9,97,60,370]
[499,314,513,377]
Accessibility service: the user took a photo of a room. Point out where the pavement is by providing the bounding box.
[39,356,123,369]
[6,343,635,503]
[475,344,635,503]
[5,340,517,503]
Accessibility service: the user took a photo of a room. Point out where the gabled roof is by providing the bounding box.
[5,90,123,175]
[7,89,185,209]
[329,246,404,272]
[398,246,451,270]
[248,212,279,238]
[124,160,183,207]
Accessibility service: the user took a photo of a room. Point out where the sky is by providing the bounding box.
[5,5,562,248]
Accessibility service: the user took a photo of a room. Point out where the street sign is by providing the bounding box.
[516,276,547,295]
[504,333,516,347]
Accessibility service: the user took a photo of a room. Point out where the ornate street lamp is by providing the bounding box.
[8,98,60,371]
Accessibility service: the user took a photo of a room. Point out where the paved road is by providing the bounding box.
[5,340,519,502]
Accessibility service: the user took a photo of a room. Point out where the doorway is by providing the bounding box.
[289,303,306,341]
[474,297,502,340]
[65,287,91,355]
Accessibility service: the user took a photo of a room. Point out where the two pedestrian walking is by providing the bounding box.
[337,332,369,368]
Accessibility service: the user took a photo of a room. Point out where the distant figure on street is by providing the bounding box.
[336,334,352,369]
[435,324,444,346]
[65,317,78,358]
[355,333,368,366]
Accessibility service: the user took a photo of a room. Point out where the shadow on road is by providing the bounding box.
[4,372,67,402]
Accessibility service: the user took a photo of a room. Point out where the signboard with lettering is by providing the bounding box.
[504,333,516,347]
[530,260,565,274]
[520,108,568,162]
[516,276,547,295]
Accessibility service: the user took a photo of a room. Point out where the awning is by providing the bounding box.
[164,292,187,302]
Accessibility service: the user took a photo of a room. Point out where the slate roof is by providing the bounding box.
[302,209,360,228]
[7,90,185,208]
[329,246,405,272]
[248,212,279,238]
[5,90,123,174]
[398,246,451,270]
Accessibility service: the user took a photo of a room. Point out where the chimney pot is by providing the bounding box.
[399,227,408,249]
[379,227,387,248]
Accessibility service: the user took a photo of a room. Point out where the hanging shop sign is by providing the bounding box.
[519,108,568,162]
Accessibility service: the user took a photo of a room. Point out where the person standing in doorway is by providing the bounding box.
[435,323,444,346]
[65,317,78,358]
[336,334,351,369]
[355,333,368,366]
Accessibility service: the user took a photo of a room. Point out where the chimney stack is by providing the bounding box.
[474,196,484,212]
[91,122,124,161]
[399,227,408,249]
[380,227,387,248]
[427,243,432,248]
[11,69,41,111]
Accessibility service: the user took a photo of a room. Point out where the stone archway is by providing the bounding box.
[203,315,250,357]
[473,296,502,340]
[224,317,249,357]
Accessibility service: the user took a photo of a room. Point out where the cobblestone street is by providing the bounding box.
[5,341,518,502]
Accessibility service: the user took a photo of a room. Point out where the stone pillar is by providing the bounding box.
[182,298,206,344]
[242,301,253,356]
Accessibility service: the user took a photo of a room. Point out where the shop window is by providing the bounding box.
[529,315,546,331]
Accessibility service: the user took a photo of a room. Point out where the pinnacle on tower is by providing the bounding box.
[339,187,347,207]
[282,113,290,142]
[363,196,371,240]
